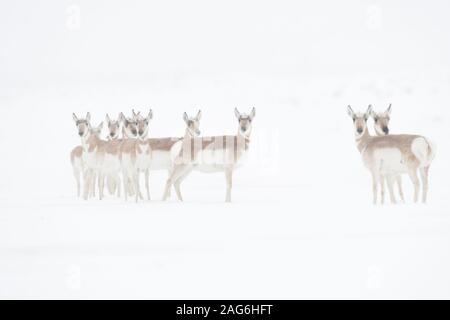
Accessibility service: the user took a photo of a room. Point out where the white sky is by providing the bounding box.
[1,0,450,79]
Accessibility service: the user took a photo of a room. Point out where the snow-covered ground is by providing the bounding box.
[1,0,450,299]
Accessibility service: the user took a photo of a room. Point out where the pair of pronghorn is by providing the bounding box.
[347,104,436,204]
[71,108,256,202]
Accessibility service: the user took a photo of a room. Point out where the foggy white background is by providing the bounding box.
[0,0,450,299]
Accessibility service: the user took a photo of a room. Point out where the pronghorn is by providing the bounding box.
[119,111,151,202]
[132,109,201,199]
[347,105,436,204]
[368,104,405,203]
[163,108,255,202]
[103,113,123,197]
[72,113,104,199]
[106,114,121,141]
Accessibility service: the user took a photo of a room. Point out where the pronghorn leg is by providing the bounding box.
[73,167,81,197]
[380,175,386,205]
[225,168,233,203]
[91,172,96,198]
[145,170,151,200]
[83,169,93,200]
[163,165,192,201]
[98,173,105,200]
[116,174,121,198]
[419,166,430,203]
[173,168,194,201]
[396,175,405,203]
[126,178,132,197]
[134,171,140,203]
[122,171,129,201]
[89,172,97,198]
[166,170,172,197]
[408,170,420,203]
[372,173,379,205]
[386,176,397,204]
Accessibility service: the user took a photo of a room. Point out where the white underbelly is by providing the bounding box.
[373,148,408,174]
[193,149,249,172]
[136,154,151,171]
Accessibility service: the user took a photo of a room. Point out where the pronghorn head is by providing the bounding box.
[369,104,392,136]
[235,107,255,137]
[132,109,153,140]
[106,114,121,140]
[72,112,92,138]
[90,122,104,137]
[119,112,138,138]
[347,105,371,137]
[183,110,202,137]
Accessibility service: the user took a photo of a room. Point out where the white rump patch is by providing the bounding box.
[411,137,432,167]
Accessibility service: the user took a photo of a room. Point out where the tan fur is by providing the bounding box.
[70,145,83,163]
[163,108,255,202]
[148,137,182,151]
[348,106,435,204]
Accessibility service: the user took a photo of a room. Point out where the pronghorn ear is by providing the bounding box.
[72,113,78,123]
[106,114,111,125]
[97,122,104,130]
[148,109,153,120]
[365,105,372,120]
[347,105,355,118]
[234,108,241,119]
[132,109,140,119]
[119,112,126,123]
[196,110,202,120]
[250,107,256,120]
[183,112,189,123]
[386,103,392,115]
[86,112,91,122]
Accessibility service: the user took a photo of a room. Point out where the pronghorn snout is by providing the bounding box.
[357,128,363,134]
[383,127,389,134]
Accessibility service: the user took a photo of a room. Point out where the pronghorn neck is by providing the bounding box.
[122,127,134,139]
[107,132,119,141]
[238,130,251,149]
[80,131,91,149]
[355,128,371,153]
[184,129,193,140]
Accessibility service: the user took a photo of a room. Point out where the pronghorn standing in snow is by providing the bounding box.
[163,108,255,202]
[347,105,436,204]
[119,110,152,202]
[103,114,124,197]
[132,109,202,199]
[368,104,405,203]
[72,113,104,199]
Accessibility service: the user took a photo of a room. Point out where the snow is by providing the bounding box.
[1,0,450,299]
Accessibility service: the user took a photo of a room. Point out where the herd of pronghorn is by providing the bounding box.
[71,108,255,203]
[347,104,436,205]
[71,104,436,205]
